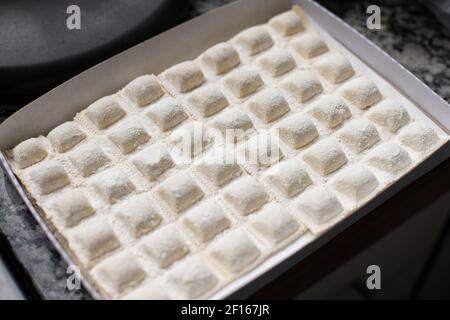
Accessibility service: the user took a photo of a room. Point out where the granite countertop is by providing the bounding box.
[0,0,449,300]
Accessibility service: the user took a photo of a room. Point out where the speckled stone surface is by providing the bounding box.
[0,0,449,299]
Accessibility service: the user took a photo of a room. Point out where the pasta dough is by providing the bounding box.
[208,228,261,274]
[146,96,188,131]
[92,251,145,297]
[277,113,318,149]
[290,32,328,59]
[28,160,70,194]
[68,142,111,177]
[47,122,86,153]
[337,118,380,153]
[367,99,410,132]
[122,75,164,107]
[132,144,174,181]
[264,159,312,198]
[247,88,290,123]
[367,143,411,175]
[91,168,136,204]
[116,194,162,239]
[107,119,150,154]
[13,138,48,169]
[307,94,351,129]
[161,61,206,93]
[223,67,264,98]
[234,26,274,56]
[182,200,230,242]
[257,48,296,77]
[303,138,348,176]
[313,52,355,84]
[223,176,268,215]
[281,70,322,102]
[338,76,382,109]
[49,189,94,228]
[84,96,126,129]
[331,165,379,201]
[398,121,439,152]
[201,42,240,75]
[268,10,304,36]
[187,85,229,117]
[249,203,300,244]
[157,171,204,213]
[69,221,120,266]
[293,186,343,228]
[125,281,169,300]
[166,255,219,299]
[141,225,190,268]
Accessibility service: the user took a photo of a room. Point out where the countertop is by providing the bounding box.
[0,0,449,299]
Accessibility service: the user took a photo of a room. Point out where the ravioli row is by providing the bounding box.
[6,9,443,299]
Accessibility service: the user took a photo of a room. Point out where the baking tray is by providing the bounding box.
[1,0,449,300]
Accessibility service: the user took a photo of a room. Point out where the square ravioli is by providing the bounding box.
[125,281,169,300]
[68,141,111,177]
[209,109,254,143]
[132,144,174,181]
[398,122,439,152]
[107,119,150,154]
[264,159,312,198]
[91,168,136,204]
[367,142,411,175]
[160,61,205,93]
[146,96,188,131]
[268,10,304,36]
[69,221,120,266]
[234,26,274,56]
[303,138,348,176]
[196,152,241,186]
[47,122,86,153]
[92,251,145,297]
[182,200,230,242]
[281,70,322,102]
[338,76,382,109]
[141,225,190,268]
[239,132,283,168]
[307,94,351,129]
[293,186,344,228]
[84,96,126,129]
[223,176,268,215]
[223,67,263,98]
[257,48,296,77]
[121,74,164,107]
[27,160,70,194]
[12,138,48,169]
[49,189,94,228]
[247,88,290,124]
[187,85,229,117]
[313,52,355,84]
[336,118,380,153]
[209,228,261,275]
[156,171,204,213]
[166,255,219,299]
[200,42,240,75]
[276,113,318,149]
[170,122,211,158]
[366,99,410,132]
[249,203,300,244]
[290,32,328,59]
[331,165,379,201]
[116,194,162,239]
